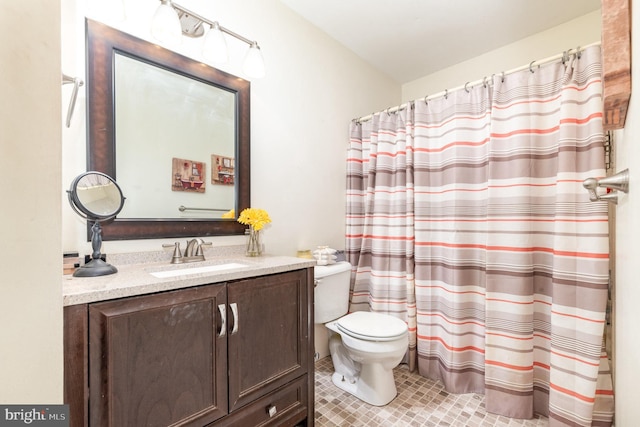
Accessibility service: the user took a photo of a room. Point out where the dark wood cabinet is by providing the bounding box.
[88,284,228,426]
[227,271,309,412]
[64,268,314,427]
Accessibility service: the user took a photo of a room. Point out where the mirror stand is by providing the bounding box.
[74,222,117,277]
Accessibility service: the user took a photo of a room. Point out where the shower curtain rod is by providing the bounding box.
[354,41,601,124]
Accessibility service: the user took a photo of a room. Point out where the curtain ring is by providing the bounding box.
[444,89,448,99]
[424,95,429,105]
[501,71,505,82]
[561,50,569,65]
[482,77,488,88]
[576,45,582,59]
[464,82,470,93]
[529,60,536,73]
[385,107,391,115]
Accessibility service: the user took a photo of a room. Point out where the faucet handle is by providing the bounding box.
[195,240,212,257]
[163,242,183,263]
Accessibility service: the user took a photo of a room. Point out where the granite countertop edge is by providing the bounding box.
[63,249,317,306]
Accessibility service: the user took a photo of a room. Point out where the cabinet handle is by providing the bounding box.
[267,404,277,418]
[230,302,239,334]
[217,304,226,337]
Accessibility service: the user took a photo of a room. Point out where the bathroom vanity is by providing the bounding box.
[63,251,316,427]
[68,21,316,426]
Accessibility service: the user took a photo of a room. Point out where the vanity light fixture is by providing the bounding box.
[202,22,228,65]
[150,0,182,46]
[151,0,266,78]
[243,42,266,79]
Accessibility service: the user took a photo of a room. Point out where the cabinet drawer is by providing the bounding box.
[212,377,308,427]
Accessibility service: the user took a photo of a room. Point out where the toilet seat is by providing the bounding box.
[336,312,407,342]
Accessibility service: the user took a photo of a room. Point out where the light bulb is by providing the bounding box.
[202,22,228,64]
[150,0,182,46]
[243,42,265,78]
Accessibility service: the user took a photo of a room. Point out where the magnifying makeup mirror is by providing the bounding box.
[67,172,125,277]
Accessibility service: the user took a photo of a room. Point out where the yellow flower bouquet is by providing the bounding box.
[237,208,271,256]
[237,208,271,230]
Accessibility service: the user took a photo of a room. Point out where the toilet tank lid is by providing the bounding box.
[314,261,352,278]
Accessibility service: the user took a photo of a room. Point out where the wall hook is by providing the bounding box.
[583,168,629,204]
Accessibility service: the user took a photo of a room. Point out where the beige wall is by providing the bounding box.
[402,11,601,103]
[0,1,63,402]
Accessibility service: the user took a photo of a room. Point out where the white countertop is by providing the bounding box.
[62,250,316,306]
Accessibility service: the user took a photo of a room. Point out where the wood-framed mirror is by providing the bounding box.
[86,19,250,240]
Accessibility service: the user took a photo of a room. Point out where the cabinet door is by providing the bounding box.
[227,270,309,411]
[89,284,228,426]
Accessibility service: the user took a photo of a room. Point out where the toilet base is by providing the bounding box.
[331,362,398,406]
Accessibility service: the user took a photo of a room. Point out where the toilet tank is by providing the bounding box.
[314,261,352,324]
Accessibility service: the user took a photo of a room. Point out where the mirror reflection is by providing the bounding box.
[75,174,124,218]
[115,53,236,219]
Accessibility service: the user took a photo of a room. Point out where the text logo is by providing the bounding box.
[0,406,68,427]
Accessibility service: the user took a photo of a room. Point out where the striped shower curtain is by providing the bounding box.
[346,45,614,426]
[347,108,419,370]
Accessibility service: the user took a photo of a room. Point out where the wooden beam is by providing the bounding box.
[602,0,631,130]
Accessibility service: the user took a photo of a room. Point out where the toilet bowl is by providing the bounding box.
[325,311,408,406]
[314,262,409,406]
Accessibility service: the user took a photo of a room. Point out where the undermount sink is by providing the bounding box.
[148,262,249,278]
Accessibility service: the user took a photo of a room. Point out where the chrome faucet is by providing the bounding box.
[184,238,202,258]
[163,239,212,264]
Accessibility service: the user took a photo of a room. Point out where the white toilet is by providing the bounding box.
[314,262,409,406]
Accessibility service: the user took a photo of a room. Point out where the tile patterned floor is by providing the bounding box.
[314,357,549,427]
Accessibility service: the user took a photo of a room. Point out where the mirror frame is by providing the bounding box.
[86,19,250,240]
